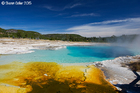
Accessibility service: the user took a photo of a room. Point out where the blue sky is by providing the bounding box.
[0,0,140,37]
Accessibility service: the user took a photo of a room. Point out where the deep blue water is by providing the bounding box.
[67,46,134,58]
[0,45,138,65]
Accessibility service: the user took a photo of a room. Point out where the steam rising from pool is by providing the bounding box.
[110,35,140,55]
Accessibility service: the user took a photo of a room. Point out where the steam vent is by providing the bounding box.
[0,62,118,93]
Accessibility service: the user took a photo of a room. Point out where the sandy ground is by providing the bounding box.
[0,38,140,92]
[0,38,105,54]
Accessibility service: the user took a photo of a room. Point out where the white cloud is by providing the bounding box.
[43,3,82,11]
[69,13,99,17]
[67,3,82,9]
[43,5,63,11]
[89,19,128,25]
[66,18,140,37]
[43,6,53,11]
[55,13,68,17]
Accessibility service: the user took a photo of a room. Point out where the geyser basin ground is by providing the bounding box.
[0,38,140,93]
[0,62,118,93]
[0,45,138,65]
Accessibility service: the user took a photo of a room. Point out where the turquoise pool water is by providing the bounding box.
[0,45,139,65]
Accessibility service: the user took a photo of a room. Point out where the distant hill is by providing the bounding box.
[43,34,110,42]
[0,28,42,39]
[105,34,140,43]
[0,27,139,42]
[43,34,87,41]
[43,34,140,43]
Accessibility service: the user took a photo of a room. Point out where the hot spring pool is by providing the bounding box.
[0,45,139,64]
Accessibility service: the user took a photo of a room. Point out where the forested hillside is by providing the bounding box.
[0,28,43,39]
[0,27,139,43]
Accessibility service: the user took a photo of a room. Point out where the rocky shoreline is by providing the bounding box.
[93,55,140,93]
[0,38,99,54]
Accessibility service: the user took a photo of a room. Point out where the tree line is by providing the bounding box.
[0,27,139,43]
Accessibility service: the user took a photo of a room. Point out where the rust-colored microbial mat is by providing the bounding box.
[0,62,118,93]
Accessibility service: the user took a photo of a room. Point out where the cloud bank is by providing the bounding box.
[66,18,140,37]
